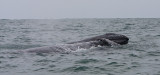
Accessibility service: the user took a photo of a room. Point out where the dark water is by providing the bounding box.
[0,18,160,75]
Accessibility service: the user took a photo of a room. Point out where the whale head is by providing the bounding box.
[69,33,129,45]
[100,33,129,45]
[80,33,129,45]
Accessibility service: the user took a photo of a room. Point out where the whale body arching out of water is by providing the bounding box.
[24,33,129,53]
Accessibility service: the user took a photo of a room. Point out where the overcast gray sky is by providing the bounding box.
[0,0,160,19]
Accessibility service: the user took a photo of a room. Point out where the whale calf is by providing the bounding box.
[24,33,129,53]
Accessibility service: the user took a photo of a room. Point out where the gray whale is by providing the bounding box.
[25,33,129,53]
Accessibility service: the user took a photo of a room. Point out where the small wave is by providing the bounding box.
[61,65,90,72]
[75,59,99,64]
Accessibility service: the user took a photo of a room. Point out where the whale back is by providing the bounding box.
[24,33,129,53]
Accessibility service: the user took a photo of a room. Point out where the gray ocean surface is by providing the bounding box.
[0,18,160,75]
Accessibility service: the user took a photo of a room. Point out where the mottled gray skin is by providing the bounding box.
[25,33,129,53]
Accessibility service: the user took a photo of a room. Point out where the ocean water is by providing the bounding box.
[0,18,160,75]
